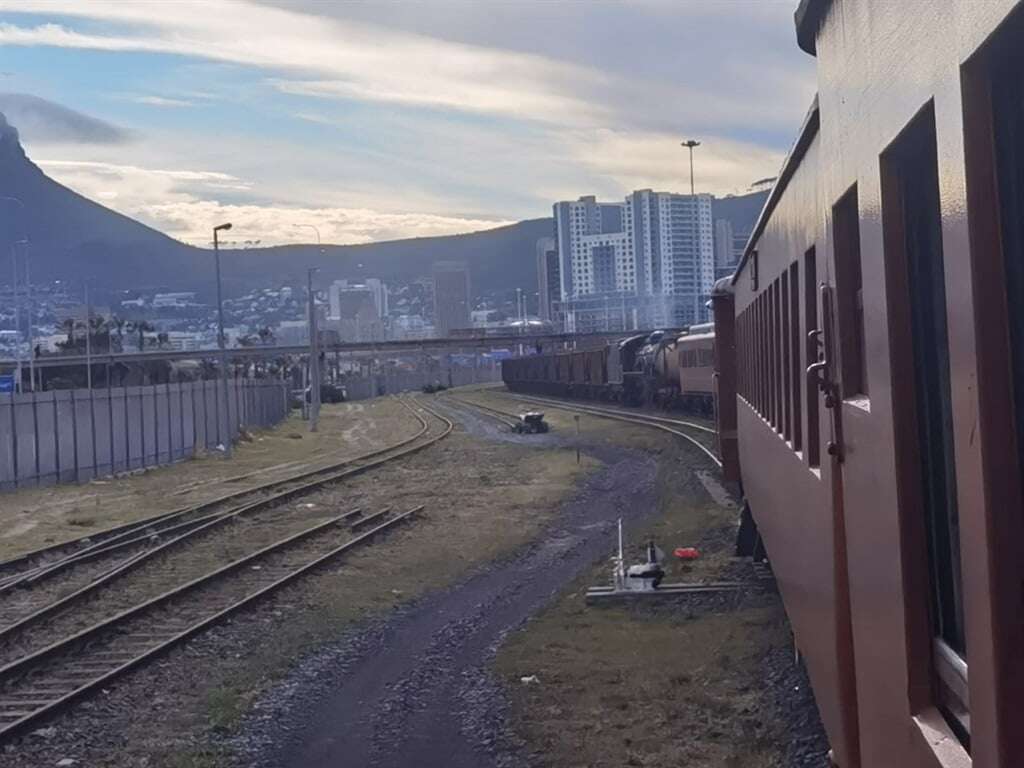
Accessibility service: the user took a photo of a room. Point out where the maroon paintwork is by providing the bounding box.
[730,2,1024,766]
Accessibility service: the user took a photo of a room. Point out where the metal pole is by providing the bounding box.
[308,266,320,432]
[213,224,233,457]
[2,198,26,393]
[681,139,700,197]
[11,243,20,394]
[689,145,695,197]
[85,283,93,390]
[25,241,34,391]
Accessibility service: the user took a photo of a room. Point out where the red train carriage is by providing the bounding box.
[721,2,1024,766]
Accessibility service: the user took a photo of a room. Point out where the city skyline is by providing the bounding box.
[0,1,814,247]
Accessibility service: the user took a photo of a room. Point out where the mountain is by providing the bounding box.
[0,112,554,298]
[0,112,209,290]
[0,111,767,299]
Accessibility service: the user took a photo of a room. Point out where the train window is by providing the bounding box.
[832,186,868,397]
[789,261,802,452]
[881,103,967,740]
[775,278,784,435]
[805,248,820,468]
[781,273,792,441]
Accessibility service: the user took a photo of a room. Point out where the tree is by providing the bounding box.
[129,320,155,351]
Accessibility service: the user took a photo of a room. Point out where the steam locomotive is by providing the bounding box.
[500,324,717,415]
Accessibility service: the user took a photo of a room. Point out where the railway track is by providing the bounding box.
[0,397,454,743]
[0,396,438,615]
[0,398,454,678]
[441,395,519,430]
[470,391,722,468]
[0,504,424,742]
[0,395,432,589]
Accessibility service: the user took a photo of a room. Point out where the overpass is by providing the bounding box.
[0,329,645,372]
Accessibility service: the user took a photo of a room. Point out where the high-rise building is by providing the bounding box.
[553,191,714,331]
[432,261,471,336]
[327,279,386,341]
[535,236,560,323]
[713,218,750,280]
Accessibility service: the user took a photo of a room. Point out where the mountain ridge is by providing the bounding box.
[0,111,766,299]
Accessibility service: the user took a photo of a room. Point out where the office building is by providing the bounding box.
[535,236,560,323]
[432,261,470,336]
[553,190,714,331]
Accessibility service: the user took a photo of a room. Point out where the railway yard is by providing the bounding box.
[0,386,827,768]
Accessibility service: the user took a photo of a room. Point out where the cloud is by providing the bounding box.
[292,111,334,125]
[131,95,195,108]
[0,1,815,237]
[34,157,510,244]
[0,92,129,144]
[0,12,607,124]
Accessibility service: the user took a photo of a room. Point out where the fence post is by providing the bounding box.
[123,384,130,470]
[139,387,146,469]
[166,381,173,462]
[152,384,159,465]
[108,377,115,473]
[70,388,79,483]
[52,392,60,483]
[88,385,97,481]
[8,394,16,489]
[31,393,40,486]
[213,378,221,449]
[190,380,198,454]
[178,382,185,461]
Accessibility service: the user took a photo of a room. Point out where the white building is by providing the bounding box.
[152,292,197,308]
[329,279,388,322]
[553,190,714,330]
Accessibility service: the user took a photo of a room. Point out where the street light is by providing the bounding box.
[294,225,324,433]
[681,139,701,197]
[213,222,233,458]
[307,266,321,433]
[2,197,27,393]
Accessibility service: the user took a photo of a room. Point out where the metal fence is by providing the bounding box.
[0,378,288,490]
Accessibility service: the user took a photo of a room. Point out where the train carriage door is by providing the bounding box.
[808,185,865,768]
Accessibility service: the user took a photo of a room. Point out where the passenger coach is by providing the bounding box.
[719,2,1024,766]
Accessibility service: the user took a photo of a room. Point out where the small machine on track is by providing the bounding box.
[513,412,549,434]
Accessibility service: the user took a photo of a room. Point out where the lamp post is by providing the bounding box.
[213,222,233,458]
[682,139,703,324]
[307,266,320,432]
[681,139,700,197]
[294,225,324,433]
[2,197,26,393]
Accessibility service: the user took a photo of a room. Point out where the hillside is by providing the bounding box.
[0,112,551,298]
[0,111,766,299]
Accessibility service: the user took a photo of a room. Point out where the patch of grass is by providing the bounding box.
[206,686,250,732]
[169,748,233,768]
[66,516,97,528]
[493,438,790,768]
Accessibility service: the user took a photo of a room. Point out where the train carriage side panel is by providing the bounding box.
[678,332,716,398]
[731,113,860,767]
[711,282,739,482]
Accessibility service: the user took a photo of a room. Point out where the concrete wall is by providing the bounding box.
[0,378,288,490]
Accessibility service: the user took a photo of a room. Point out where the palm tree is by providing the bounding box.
[61,318,76,346]
[110,315,126,353]
[132,320,155,351]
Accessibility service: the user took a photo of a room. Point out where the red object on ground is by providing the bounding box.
[673,547,700,560]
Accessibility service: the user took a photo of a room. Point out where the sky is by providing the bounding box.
[0,0,816,248]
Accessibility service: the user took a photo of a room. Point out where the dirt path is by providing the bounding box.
[244,432,661,768]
